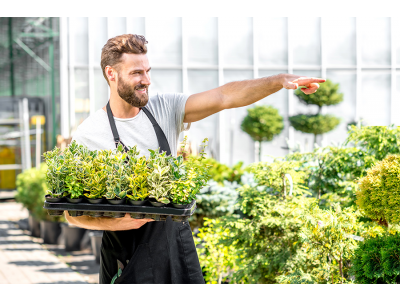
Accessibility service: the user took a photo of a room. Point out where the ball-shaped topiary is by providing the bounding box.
[356,154,400,226]
[294,79,343,109]
[289,114,340,136]
[241,105,284,161]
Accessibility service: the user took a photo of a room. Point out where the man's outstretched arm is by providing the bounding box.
[183,73,326,123]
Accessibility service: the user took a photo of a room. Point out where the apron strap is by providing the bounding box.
[141,106,171,156]
[106,101,171,156]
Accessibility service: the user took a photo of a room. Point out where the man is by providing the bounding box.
[66,34,325,284]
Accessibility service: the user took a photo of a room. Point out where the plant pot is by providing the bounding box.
[66,197,84,204]
[149,199,167,207]
[106,198,126,205]
[44,194,63,203]
[128,199,148,206]
[171,202,192,209]
[89,231,103,264]
[28,213,41,237]
[61,223,87,251]
[87,198,104,204]
[40,220,62,244]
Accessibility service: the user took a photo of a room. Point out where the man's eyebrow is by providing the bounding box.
[130,67,152,73]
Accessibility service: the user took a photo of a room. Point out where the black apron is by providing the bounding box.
[99,102,204,284]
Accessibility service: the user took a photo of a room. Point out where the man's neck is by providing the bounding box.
[102,92,140,119]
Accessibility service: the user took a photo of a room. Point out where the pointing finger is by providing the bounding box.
[292,77,326,85]
[285,82,298,89]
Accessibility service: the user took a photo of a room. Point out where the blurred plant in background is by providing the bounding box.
[15,163,65,222]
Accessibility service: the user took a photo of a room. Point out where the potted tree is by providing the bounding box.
[289,79,343,148]
[241,105,284,162]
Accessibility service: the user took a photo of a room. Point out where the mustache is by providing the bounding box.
[135,84,148,90]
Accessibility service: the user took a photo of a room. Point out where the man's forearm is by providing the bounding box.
[64,211,152,231]
[220,74,284,109]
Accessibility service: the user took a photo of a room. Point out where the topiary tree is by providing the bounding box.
[241,105,284,162]
[356,154,400,227]
[289,79,343,148]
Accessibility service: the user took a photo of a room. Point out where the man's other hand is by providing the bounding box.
[281,74,326,95]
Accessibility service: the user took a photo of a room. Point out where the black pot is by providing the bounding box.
[87,198,104,204]
[171,202,191,209]
[89,231,103,264]
[28,213,41,237]
[128,199,147,206]
[44,194,63,203]
[149,199,167,207]
[106,198,126,205]
[66,197,84,204]
[40,220,62,244]
[61,224,87,251]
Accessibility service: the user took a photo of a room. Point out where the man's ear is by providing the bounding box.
[105,66,117,83]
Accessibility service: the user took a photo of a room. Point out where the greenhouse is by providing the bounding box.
[1,17,400,285]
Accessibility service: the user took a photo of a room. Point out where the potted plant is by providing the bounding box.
[146,149,172,206]
[104,145,130,204]
[43,147,68,201]
[126,156,150,205]
[82,151,107,204]
[63,141,86,203]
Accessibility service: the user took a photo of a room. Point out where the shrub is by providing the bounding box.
[345,125,400,162]
[356,154,400,226]
[351,233,400,284]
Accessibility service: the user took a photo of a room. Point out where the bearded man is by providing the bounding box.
[66,34,325,284]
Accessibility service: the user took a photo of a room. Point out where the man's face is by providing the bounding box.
[115,53,151,108]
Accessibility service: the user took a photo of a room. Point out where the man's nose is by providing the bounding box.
[141,73,151,86]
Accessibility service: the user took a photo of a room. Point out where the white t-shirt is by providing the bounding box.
[71,93,191,157]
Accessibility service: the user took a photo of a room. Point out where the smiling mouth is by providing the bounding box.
[136,88,147,94]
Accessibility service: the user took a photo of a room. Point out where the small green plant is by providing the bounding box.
[241,105,284,161]
[127,156,150,201]
[104,145,130,200]
[147,162,172,204]
[43,147,67,198]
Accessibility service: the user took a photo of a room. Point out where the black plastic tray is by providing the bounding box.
[43,200,196,222]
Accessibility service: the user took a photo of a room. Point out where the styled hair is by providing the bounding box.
[100,34,148,85]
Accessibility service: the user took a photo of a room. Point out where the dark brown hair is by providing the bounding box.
[100,34,148,85]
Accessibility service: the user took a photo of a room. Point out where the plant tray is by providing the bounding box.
[43,199,197,222]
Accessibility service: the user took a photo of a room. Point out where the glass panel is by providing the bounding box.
[360,71,391,125]
[126,17,145,36]
[186,17,218,66]
[91,17,108,65]
[223,70,254,165]
[107,17,127,38]
[395,18,400,65]
[324,17,356,65]
[395,74,400,125]
[94,68,109,112]
[292,17,321,66]
[187,70,219,158]
[148,69,182,95]
[74,68,90,128]
[323,70,357,145]
[220,17,253,66]
[360,17,391,66]
[71,17,88,65]
[258,70,289,159]
[257,17,288,66]
[145,18,182,66]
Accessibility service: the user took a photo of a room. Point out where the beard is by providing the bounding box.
[117,75,149,108]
